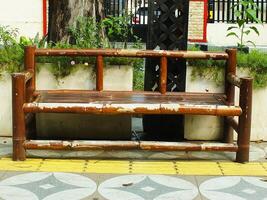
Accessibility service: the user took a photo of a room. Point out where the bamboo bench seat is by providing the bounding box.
[12,47,253,163]
[24,91,242,116]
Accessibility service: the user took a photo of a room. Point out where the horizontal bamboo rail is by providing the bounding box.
[35,48,229,60]
[24,140,238,152]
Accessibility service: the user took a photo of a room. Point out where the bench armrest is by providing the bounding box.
[12,70,35,102]
[12,70,34,83]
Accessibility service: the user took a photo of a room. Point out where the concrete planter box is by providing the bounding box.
[185,66,267,141]
[0,63,133,139]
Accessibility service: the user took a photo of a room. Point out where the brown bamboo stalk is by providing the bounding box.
[236,77,253,163]
[24,140,238,152]
[96,55,104,91]
[160,56,167,94]
[12,73,26,161]
[227,73,241,88]
[35,49,229,60]
[226,116,239,133]
[24,46,36,102]
[223,49,237,143]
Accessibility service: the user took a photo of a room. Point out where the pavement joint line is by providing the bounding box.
[83,160,89,173]
[259,162,267,172]
[173,161,179,175]
[129,160,133,173]
[36,159,44,171]
[217,162,225,175]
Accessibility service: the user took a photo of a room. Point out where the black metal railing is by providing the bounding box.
[104,0,148,25]
[208,0,267,23]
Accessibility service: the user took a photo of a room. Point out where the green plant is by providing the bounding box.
[68,17,103,48]
[102,14,133,48]
[190,50,267,89]
[226,0,262,48]
[0,26,23,74]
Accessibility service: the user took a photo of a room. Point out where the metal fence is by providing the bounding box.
[208,0,267,23]
[104,0,148,25]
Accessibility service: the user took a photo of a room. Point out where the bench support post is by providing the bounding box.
[236,77,253,163]
[25,46,37,139]
[96,55,104,91]
[223,49,236,143]
[12,74,26,161]
[160,56,167,94]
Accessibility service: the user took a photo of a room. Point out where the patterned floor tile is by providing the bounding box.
[196,176,267,200]
[98,174,200,200]
[0,137,12,158]
[0,172,97,200]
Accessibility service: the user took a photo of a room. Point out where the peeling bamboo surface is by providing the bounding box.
[227,73,242,88]
[35,49,229,60]
[24,140,238,152]
[226,116,239,133]
[22,91,242,116]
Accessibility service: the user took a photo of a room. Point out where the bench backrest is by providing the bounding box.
[24,47,237,105]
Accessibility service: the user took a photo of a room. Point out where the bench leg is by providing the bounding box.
[236,78,253,163]
[12,74,26,161]
[223,117,233,143]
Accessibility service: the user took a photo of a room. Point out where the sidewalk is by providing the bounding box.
[0,137,267,200]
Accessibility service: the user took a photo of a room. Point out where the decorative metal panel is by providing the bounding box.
[143,0,189,140]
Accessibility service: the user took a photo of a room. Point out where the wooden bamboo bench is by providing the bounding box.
[12,47,252,162]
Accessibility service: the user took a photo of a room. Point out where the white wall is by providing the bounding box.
[0,0,43,38]
[207,23,267,47]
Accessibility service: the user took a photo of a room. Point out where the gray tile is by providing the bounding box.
[96,174,201,200]
[0,137,12,158]
[0,171,98,200]
[195,176,267,200]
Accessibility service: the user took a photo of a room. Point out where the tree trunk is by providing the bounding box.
[48,0,104,43]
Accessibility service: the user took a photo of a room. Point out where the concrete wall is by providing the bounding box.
[207,23,267,47]
[0,0,43,38]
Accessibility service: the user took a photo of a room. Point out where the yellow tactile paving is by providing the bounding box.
[261,162,267,169]
[1,158,267,176]
[219,162,267,176]
[0,158,42,171]
[176,161,222,175]
[39,159,86,173]
[85,160,130,174]
[131,161,176,174]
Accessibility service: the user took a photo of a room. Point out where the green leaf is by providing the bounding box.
[244,30,250,35]
[227,26,238,31]
[246,40,256,47]
[246,9,262,23]
[237,19,245,28]
[249,26,260,35]
[234,10,241,17]
[226,32,239,39]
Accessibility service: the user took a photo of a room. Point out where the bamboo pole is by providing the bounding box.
[236,77,253,163]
